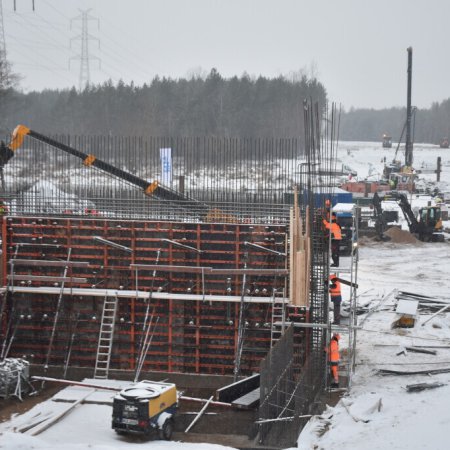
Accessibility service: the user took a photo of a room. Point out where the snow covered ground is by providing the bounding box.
[1,141,450,450]
[0,380,236,450]
[299,241,450,450]
[337,140,450,197]
[3,239,449,450]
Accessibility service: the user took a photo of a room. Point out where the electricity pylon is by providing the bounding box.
[70,9,100,92]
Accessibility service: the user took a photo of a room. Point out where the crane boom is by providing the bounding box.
[0,125,209,212]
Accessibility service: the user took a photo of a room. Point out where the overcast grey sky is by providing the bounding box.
[2,0,449,110]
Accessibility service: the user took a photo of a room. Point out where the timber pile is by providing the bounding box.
[396,291,450,314]
[289,190,310,306]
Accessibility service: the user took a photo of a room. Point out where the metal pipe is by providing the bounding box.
[93,236,132,253]
[161,238,202,254]
[1,286,288,303]
[244,241,286,257]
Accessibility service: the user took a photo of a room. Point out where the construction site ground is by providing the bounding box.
[0,367,346,450]
[0,369,284,450]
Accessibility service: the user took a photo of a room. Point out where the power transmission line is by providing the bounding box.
[41,0,162,82]
[70,8,100,92]
[1,0,35,88]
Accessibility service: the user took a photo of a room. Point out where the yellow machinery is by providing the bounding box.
[112,380,178,439]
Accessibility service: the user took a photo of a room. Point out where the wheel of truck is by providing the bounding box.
[159,419,173,440]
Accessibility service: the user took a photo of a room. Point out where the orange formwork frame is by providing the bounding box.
[0,216,302,376]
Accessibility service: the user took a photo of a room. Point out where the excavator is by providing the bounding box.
[0,124,213,218]
[372,191,444,242]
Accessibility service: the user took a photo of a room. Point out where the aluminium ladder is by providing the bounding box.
[94,295,118,379]
[270,288,286,348]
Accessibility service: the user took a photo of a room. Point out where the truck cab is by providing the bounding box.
[332,203,356,256]
[382,134,392,148]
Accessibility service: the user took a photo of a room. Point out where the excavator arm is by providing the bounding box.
[383,191,419,234]
[0,125,210,213]
[373,191,444,242]
[372,192,386,239]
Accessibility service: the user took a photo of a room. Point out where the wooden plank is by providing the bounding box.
[28,390,95,436]
[404,346,437,355]
[231,387,260,409]
[406,382,445,393]
[31,376,122,391]
[17,412,54,433]
[295,250,306,306]
[216,373,259,403]
[289,208,295,305]
[378,367,450,376]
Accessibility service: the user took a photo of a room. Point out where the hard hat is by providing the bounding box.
[330,274,337,280]
[333,333,341,340]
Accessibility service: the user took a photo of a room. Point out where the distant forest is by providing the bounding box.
[339,100,450,145]
[2,65,450,145]
[0,69,326,139]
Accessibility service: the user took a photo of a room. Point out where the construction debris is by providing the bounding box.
[404,347,437,355]
[421,304,450,326]
[28,390,95,436]
[184,395,214,433]
[341,400,370,423]
[396,291,450,313]
[392,299,418,328]
[396,346,437,356]
[406,382,445,393]
[378,367,450,376]
[0,358,34,400]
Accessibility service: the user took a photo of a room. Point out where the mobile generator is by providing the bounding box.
[112,380,178,439]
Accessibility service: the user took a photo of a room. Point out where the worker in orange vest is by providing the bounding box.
[328,333,340,388]
[322,212,342,267]
[329,274,342,325]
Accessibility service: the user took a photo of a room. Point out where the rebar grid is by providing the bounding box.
[258,101,340,447]
[1,134,303,223]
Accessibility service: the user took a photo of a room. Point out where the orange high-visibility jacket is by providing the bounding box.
[329,339,340,363]
[322,220,342,240]
[330,222,342,240]
[330,278,341,298]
